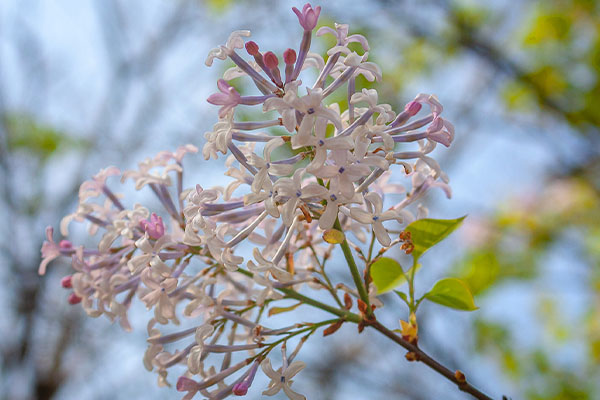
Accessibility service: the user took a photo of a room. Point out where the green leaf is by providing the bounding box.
[371,257,405,294]
[424,278,478,311]
[394,290,409,306]
[5,112,86,160]
[268,302,302,317]
[406,216,466,260]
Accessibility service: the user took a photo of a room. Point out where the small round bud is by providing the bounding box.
[245,41,259,56]
[283,48,297,65]
[61,275,72,288]
[455,370,466,383]
[59,240,72,249]
[263,51,279,69]
[68,293,82,305]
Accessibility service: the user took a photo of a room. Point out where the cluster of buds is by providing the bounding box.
[399,230,414,254]
[39,3,455,399]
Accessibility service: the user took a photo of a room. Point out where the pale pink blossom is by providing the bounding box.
[207,79,242,118]
[292,3,321,31]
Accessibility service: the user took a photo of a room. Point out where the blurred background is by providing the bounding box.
[1,0,599,399]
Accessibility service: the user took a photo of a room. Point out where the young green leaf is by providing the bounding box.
[268,302,303,317]
[370,257,405,294]
[406,216,466,260]
[393,290,410,306]
[424,278,478,311]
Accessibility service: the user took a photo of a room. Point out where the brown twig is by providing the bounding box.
[370,321,494,400]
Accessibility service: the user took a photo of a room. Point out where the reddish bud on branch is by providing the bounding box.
[323,320,344,336]
[68,293,81,305]
[263,51,279,69]
[61,275,72,288]
[455,370,467,384]
[245,41,259,56]
[283,48,297,65]
[344,293,353,310]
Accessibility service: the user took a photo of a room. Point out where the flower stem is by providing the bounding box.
[333,218,370,311]
[234,267,360,323]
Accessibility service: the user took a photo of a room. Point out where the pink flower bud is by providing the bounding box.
[263,51,279,69]
[139,213,166,239]
[176,376,200,392]
[68,293,81,305]
[61,276,72,288]
[292,3,321,31]
[245,41,259,56]
[232,381,249,396]
[404,101,422,116]
[283,48,297,65]
[59,240,72,249]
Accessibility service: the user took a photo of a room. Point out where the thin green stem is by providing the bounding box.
[333,218,370,310]
[409,259,418,312]
[232,263,493,400]
[367,230,376,263]
[252,318,339,361]
[280,288,360,323]
[309,244,343,307]
[235,267,360,323]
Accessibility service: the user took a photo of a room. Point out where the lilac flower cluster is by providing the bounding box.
[40,4,454,399]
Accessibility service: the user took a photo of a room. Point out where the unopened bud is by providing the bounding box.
[344,293,353,310]
[455,370,466,383]
[399,230,411,241]
[283,48,297,65]
[59,240,72,249]
[409,312,417,325]
[232,381,249,396]
[405,351,418,362]
[61,275,72,288]
[245,41,259,56]
[68,293,82,305]
[357,299,368,314]
[176,376,200,392]
[263,51,279,69]
[405,101,422,116]
[323,320,344,336]
[357,320,365,333]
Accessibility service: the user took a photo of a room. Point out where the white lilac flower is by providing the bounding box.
[204,111,235,159]
[319,188,361,230]
[317,23,369,52]
[274,168,328,226]
[263,80,302,132]
[247,247,293,282]
[205,30,251,67]
[128,234,175,274]
[261,359,306,400]
[248,137,294,193]
[305,117,354,173]
[349,192,404,246]
[292,88,343,149]
[316,150,371,199]
[39,227,72,275]
[78,166,121,202]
